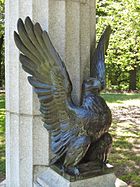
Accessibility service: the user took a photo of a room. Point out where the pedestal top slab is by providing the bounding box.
[36,168,117,187]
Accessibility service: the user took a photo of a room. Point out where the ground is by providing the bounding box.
[0,93,140,186]
[102,93,140,187]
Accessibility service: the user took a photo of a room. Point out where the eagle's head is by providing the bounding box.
[82,78,101,95]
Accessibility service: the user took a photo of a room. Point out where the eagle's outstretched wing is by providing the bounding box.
[90,25,111,90]
[14,17,77,161]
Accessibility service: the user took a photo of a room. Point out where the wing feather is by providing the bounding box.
[14,17,75,161]
[90,25,111,90]
[17,19,42,61]
[14,32,40,65]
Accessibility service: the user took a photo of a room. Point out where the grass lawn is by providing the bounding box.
[101,92,140,104]
[102,93,140,186]
[0,93,140,185]
[0,94,5,182]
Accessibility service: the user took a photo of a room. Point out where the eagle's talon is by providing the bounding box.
[61,165,65,173]
[65,166,80,176]
[74,167,80,176]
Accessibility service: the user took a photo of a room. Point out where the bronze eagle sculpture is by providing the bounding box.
[14,17,112,176]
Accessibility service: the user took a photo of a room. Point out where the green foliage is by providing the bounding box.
[0,0,5,87]
[96,0,140,90]
[0,0,4,36]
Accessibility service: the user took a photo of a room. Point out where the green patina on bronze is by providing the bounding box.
[14,17,112,177]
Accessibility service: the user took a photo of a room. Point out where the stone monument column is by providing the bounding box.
[5,0,96,186]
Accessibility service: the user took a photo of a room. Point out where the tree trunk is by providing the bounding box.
[0,35,4,87]
[129,67,137,90]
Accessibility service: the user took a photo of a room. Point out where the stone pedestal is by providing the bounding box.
[37,168,116,187]
[34,168,127,187]
[5,0,96,186]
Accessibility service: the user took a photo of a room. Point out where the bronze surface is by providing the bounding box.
[14,17,112,176]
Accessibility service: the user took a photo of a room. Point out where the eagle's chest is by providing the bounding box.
[83,94,110,113]
[82,94,112,138]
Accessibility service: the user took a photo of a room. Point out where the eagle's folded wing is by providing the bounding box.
[14,17,76,160]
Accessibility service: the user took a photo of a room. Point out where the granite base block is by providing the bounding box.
[0,180,6,187]
[36,168,126,187]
